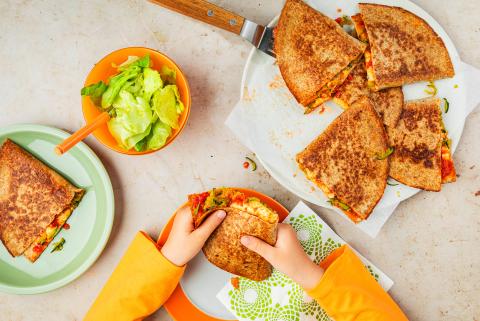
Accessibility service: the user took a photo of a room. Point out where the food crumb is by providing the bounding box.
[231,277,240,289]
[318,105,326,114]
[470,165,475,170]
[454,84,459,89]
[475,191,480,197]
[243,86,256,102]
[337,8,342,13]
[310,186,315,192]
[268,74,285,90]
[396,191,401,197]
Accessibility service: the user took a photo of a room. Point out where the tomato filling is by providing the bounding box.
[306,55,363,112]
[441,145,456,183]
[352,14,376,88]
[188,188,277,227]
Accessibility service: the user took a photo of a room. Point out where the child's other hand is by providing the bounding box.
[161,206,226,266]
[241,223,324,290]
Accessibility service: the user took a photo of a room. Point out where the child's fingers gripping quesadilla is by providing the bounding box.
[188,188,279,281]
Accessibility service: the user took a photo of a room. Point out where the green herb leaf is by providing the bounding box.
[376,147,394,160]
[387,181,399,186]
[245,157,257,171]
[51,238,65,253]
[327,198,350,211]
[443,98,450,113]
[193,203,200,217]
[424,81,438,96]
[443,138,452,149]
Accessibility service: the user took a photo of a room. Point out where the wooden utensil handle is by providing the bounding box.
[149,0,245,35]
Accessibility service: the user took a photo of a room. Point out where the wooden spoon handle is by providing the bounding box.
[149,0,245,35]
[55,111,110,155]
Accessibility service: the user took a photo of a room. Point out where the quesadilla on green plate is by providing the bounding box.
[0,139,84,262]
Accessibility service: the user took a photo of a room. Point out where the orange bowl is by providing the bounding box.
[82,47,191,155]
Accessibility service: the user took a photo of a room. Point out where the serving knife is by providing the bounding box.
[148,0,275,57]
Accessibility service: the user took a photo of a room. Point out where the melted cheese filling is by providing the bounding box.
[231,198,278,224]
[352,14,376,88]
[304,169,363,222]
[307,58,361,111]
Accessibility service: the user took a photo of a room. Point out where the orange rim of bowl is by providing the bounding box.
[157,187,289,321]
[81,47,191,155]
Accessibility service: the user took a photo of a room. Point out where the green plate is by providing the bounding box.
[0,124,114,294]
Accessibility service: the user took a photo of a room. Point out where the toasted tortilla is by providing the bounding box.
[0,139,84,258]
[296,97,389,221]
[275,0,366,111]
[333,62,404,128]
[357,3,454,91]
[203,207,277,281]
[388,97,455,191]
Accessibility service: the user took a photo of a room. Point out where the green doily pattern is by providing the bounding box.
[287,214,323,258]
[315,237,342,264]
[226,212,383,321]
[265,303,301,321]
[267,269,291,288]
[367,265,380,282]
[228,277,272,320]
[288,282,326,319]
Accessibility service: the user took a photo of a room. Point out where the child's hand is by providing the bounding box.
[241,223,324,290]
[161,206,226,266]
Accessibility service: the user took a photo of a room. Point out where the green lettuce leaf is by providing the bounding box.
[123,73,144,96]
[147,120,172,150]
[118,55,151,71]
[160,65,176,85]
[172,86,185,114]
[107,90,153,149]
[101,65,141,109]
[81,81,107,106]
[143,68,162,102]
[152,85,180,130]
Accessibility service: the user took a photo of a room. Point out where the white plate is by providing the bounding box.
[236,0,472,231]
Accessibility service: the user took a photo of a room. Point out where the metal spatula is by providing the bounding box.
[149,0,275,57]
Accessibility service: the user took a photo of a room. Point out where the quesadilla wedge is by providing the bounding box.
[0,139,84,262]
[296,97,389,222]
[188,188,278,281]
[353,4,454,91]
[333,61,404,128]
[388,97,456,191]
[275,0,367,113]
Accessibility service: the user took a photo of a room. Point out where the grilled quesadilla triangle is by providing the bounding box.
[355,3,455,91]
[296,97,389,222]
[388,97,456,191]
[188,188,279,281]
[0,139,84,261]
[333,61,404,128]
[275,0,367,112]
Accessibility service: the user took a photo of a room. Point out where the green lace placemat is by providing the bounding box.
[217,201,393,321]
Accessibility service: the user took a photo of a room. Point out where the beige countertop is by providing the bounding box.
[0,1,479,320]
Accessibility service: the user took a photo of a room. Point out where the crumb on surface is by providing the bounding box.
[231,277,240,289]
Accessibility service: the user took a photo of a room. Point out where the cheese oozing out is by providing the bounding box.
[351,14,376,89]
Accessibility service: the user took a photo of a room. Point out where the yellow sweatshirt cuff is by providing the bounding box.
[307,245,408,321]
[84,231,185,321]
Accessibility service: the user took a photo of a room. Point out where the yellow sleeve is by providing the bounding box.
[307,245,408,321]
[84,231,185,321]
